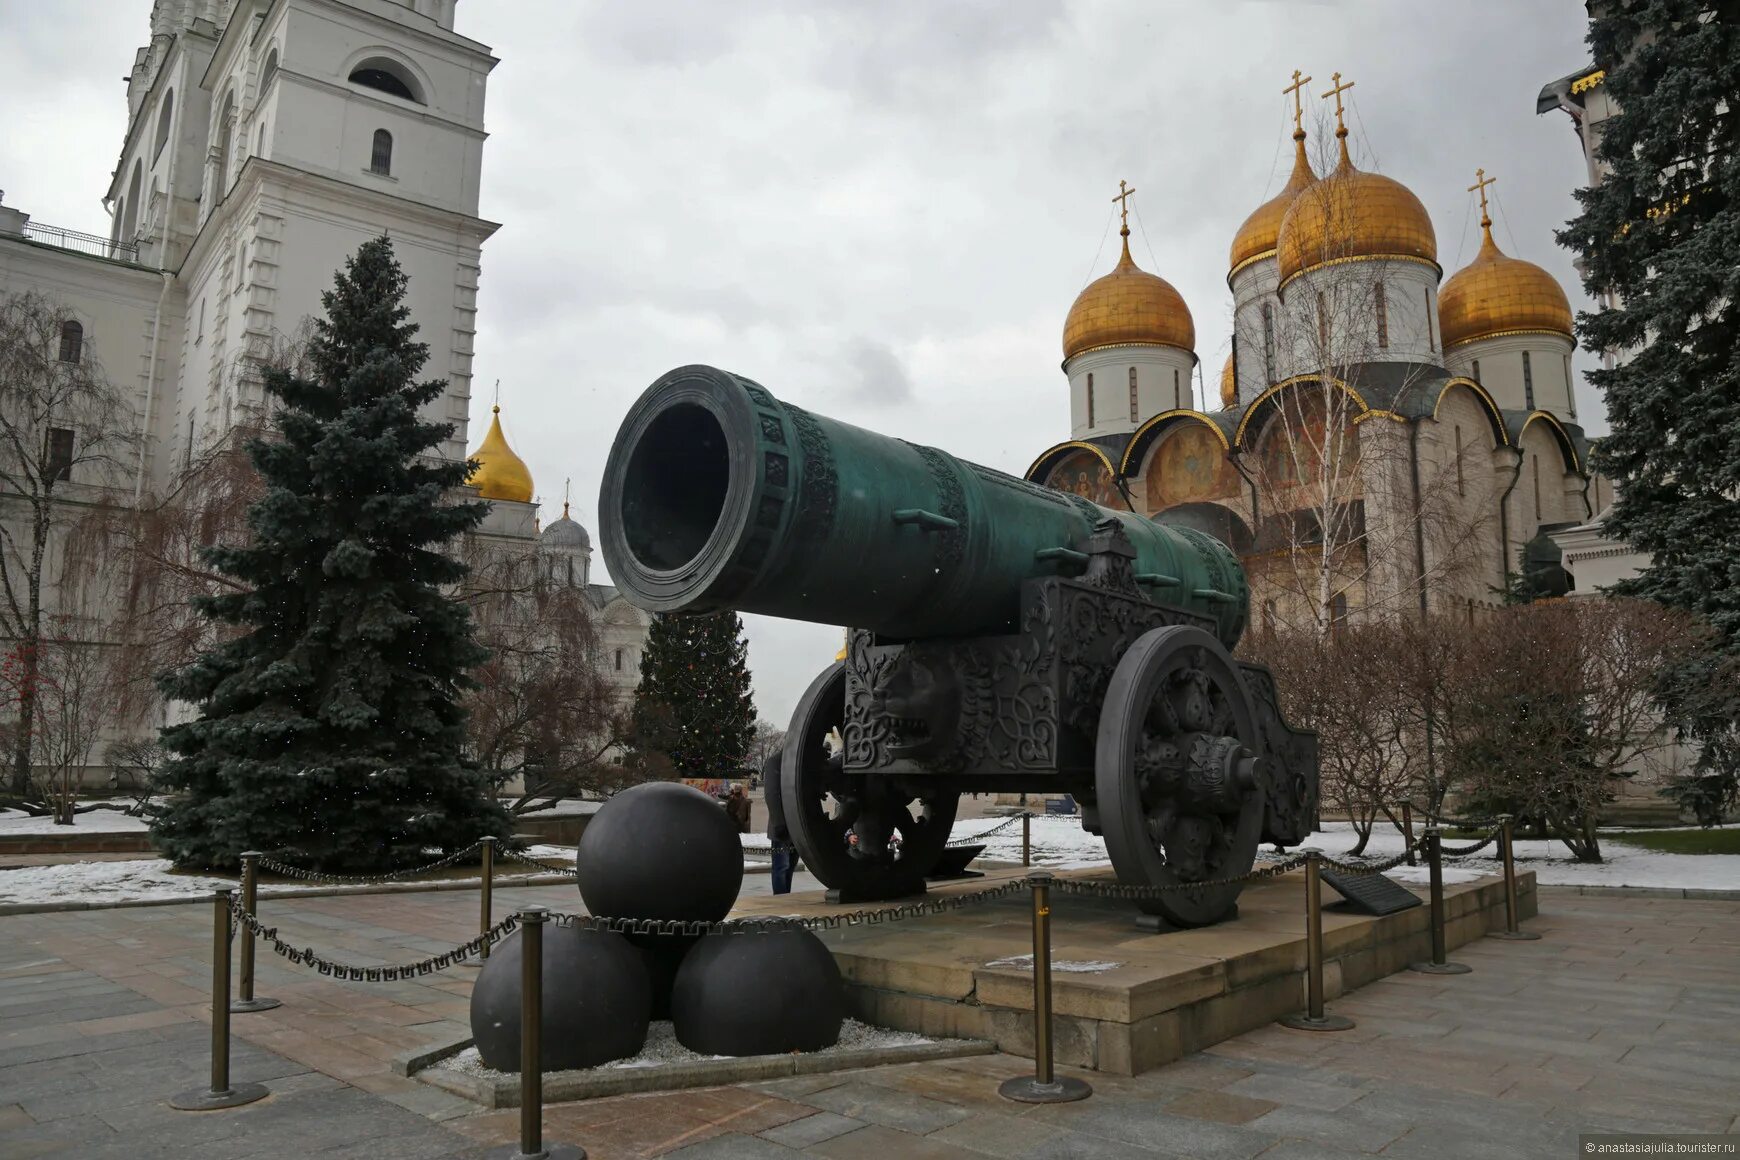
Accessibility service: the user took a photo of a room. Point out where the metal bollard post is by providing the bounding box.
[479,837,495,962]
[1022,812,1031,868]
[1280,852,1354,1031]
[231,853,281,1013]
[1489,815,1541,942]
[488,907,584,1160]
[998,872,1091,1104]
[171,890,269,1110]
[1409,829,1471,975]
[1400,801,1416,867]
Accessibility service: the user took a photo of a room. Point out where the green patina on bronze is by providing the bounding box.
[598,365,1247,648]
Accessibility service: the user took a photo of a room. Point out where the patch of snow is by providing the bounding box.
[441,1018,934,1081]
[0,806,150,835]
[1380,866,1484,887]
[984,954,1121,973]
[949,816,1740,893]
[0,857,564,907]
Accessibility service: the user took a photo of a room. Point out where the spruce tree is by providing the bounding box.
[149,237,511,870]
[1559,0,1740,821]
[628,611,756,778]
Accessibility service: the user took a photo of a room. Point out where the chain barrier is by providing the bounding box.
[946,814,1024,847]
[231,896,520,980]
[497,846,580,877]
[1436,832,1499,858]
[1316,845,1421,876]
[1051,853,1310,900]
[253,840,485,885]
[1428,813,1502,832]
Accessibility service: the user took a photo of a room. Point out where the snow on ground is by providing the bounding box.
[984,954,1121,973]
[0,855,569,908]
[1292,822,1740,892]
[0,805,150,834]
[442,1018,933,1081]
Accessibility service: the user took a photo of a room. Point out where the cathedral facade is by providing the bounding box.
[1026,74,1604,634]
[0,0,647,783]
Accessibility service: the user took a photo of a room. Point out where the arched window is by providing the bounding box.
[1085,372,1095,427]
[1522,351,1535,410]
[369,129,393,175]
[260,48,278,93]
[348,58,423,104]
[153,90,174,162]
[1424,288,1437,351]
[257,122,267,156]
[1471,358,1481,385]
[213,92,236,203]
[1454,426,1465,496]
[1564,355,1576,418]
[121,162,142,241]
[58,321,83,364]
[1128,367,1138,423]
[1261,303,1277,383]
[614,648,624,672]
[1373,280,1388,349]
[1329,593,1349,633]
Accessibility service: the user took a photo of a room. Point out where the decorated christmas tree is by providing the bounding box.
[149,237,512,870]
[1560,0,1740,823]
[629,611,756,778]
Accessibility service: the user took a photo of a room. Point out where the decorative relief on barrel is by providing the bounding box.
[785,405,838,545]
[905,442,968,572]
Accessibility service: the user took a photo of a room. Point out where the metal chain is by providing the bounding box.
[253,840,485,884]
[231,896,519,979]
[1051,854,1310,900]
[497,846,579,877]
[946,814,1025,847]
[1429,814,1502,831]
[551,877,1034,937]
[1316,847,1418,875]
[1437,832,1499,858]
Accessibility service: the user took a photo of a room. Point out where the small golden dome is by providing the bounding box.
[1275,144,1437,287]
[1219,352,1237,410]
[1230,133,1317,278]
[1062,234,1195,361]
[1439,221,1573,349]
[468,405,534,503]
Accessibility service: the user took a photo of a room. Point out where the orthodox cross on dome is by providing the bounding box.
[1321,72,1355,164]
[1469,167,1497,232]
[1112,179,1136,238]
[1284,69,1313,138]
[563,476,572,519]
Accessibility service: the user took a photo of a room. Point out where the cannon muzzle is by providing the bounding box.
[599,365,1248,646]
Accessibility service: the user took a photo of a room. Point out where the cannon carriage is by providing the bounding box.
[600,365,1317,928]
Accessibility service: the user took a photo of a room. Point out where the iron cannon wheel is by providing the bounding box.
[782,663,960,900]
[1095,625,1266,927]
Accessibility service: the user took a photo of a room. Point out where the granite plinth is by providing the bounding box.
[728,864,1536,1076]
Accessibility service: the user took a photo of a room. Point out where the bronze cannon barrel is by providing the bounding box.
[598,365,1249,647]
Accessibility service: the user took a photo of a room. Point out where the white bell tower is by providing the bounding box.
[148,0,499,486]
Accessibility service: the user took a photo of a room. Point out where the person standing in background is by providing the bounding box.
[762,753,795,894]
[725,783,752,834]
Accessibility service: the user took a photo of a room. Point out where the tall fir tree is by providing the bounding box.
[629,611,756,778]
[1560,0,1740,822]
[149,237,511,870]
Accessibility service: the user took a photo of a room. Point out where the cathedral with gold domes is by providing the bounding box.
[464,400,652,698]
[1026,72,1602,632]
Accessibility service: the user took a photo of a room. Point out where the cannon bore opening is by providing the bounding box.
[621,402,731,572]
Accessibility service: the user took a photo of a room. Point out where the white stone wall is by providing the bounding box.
[1066,345,1196,439]
[1277,259,1441,376]
[1443,332,1578,423]
[1229,258,1282,405]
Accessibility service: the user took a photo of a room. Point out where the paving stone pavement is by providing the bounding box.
[0,884,1734,1158]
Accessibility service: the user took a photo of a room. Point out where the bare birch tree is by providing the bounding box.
[0,291,139,805]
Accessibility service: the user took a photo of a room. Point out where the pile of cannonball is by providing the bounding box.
[469,782,845,1071]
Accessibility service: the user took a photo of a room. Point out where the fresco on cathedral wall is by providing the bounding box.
[1252,389,1361,493]
[1044,450,1128,510]
[1144,423,1243,511]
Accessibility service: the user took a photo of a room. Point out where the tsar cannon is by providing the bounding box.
[599,365,1318,927]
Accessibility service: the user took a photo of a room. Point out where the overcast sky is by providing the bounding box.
[0,1,1599,730]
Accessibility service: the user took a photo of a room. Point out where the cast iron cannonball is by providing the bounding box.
[469,924,649,1072]
[634,934,697,1021]
[576,782,743,923]
[671,927,845,1056]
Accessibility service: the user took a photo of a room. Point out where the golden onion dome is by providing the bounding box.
[1062,232,1195,361]
[1275,140,1437,287]
[1439,217,1573,350]
[1219,352,1237,410]
[1230,132,1317,279]
[467,405,534,503]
